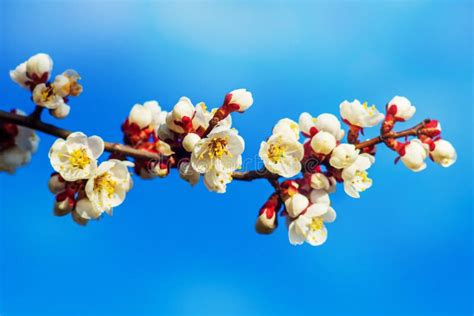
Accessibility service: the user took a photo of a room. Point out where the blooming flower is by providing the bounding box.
[288,203,336,246]
[388,96,416,121]
[259,133,304,178]
[340,99,385,128]
[310,131,336,155]
[0,146,32,174]
[430,139,457,167]
[272,118,300,140]
[78,159,133,218]
[53,70,83,97]
[191,128,244,173]
[32,83,66,109]
[49,132,104,181]
[314,113,345,141]
[329,143,359,169]
[400,139,428,172]
[341,153,375,198]
[224,89,253,113]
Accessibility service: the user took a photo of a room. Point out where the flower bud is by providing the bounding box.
[388,96,416,121]
[172,97,195,121]
[430,139,456,167]
[50,103,71,119]
[71,210,88,226]
[182,133,201,152]
[284,193,309,218]
[310,131,336,155]
[156,141,174,156]
[53,74,70,97]
[272,118,300,140]
[298,112,318,137]
[0,146,31,173]
[255,206,277,234]
[314,113,344,141]
[226,89,253,113]
[48,173,65,194]
[310,173,330,191]
[329,144,359,169]
[129,104,153,129]
[53,196,74,216]
[26,53,53,83]
[75,197,102,219]
[400,139,428,172]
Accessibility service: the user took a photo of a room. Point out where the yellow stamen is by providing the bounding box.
[94,173,116,198]
[309,217,324,231]
[267,142,287,164]
[68,148,90,169]
[207,137,231,159]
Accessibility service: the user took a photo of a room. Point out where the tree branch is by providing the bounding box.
[0,109,431,184]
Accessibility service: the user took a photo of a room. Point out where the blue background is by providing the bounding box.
[0,1,472,315]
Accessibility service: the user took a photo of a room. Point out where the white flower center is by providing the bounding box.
[309,216,324,232]
[362,102,376,116]
[352,170,372,191]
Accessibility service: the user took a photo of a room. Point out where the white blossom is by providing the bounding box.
[400,139,428,172]
[340,99,385,127]
[32,84,65,109]
[430,139,457,167]
[49,132,104,181]
[388,96,416,121]
[272,118,300,141]
[129,104,153,129]
[310,131,336,155]
[284,193,309,218]
[227,89,253,112]
[298,112,318,137]
[82,159,133,217]
[342,153,375,198]
[259,133,303,178]
[314,113,345,141]
[288,203,336,246]
[0,146,32,174]
[25,53,53,82]
[191,128,244,173]
[329,144,359,169]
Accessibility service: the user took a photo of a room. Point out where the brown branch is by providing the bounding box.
[0,109,431,184]
[0,109,162,161]
[355,119,430,149]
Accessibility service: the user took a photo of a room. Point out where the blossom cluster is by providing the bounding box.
[48,132,133,225]
[1,54,458,245]
[121,89,253,193]
[10,53,82,119]
[256,97,457,246]
[0,109,39,173]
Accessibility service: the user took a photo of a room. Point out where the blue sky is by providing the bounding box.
[0,1,472,315]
